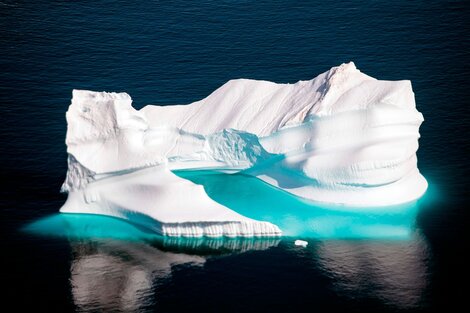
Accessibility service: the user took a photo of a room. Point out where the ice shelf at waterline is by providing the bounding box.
[60,62,427,237]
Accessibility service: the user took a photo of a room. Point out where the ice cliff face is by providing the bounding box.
[60,62,427,237]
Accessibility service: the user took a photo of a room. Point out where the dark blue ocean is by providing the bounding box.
[1,1,469,312]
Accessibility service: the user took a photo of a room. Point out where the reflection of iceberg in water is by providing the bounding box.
[69,240,204,312]
[69,238,280,311]
[161,236,281,254]
[66,234,430,311]
[24,214,280,311]
[24,212,431,310]
[315,231,431,309]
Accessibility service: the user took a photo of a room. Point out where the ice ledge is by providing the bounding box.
[60,166,282,237]
[160,221,281,237]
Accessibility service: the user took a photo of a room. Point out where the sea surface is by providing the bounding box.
[1,1,469,312]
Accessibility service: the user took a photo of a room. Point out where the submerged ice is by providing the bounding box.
[60,62,427,237]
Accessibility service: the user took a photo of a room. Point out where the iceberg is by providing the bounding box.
[60,62,427,237]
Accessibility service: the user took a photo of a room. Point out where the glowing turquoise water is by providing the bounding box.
[23,213,281,254]
[25,213,159,241]
[177,171,424,239]
[25,170,428,241]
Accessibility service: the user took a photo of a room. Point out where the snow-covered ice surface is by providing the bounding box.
[60,62,427,237]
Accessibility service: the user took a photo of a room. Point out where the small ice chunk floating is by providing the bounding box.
[294,240,309,247]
